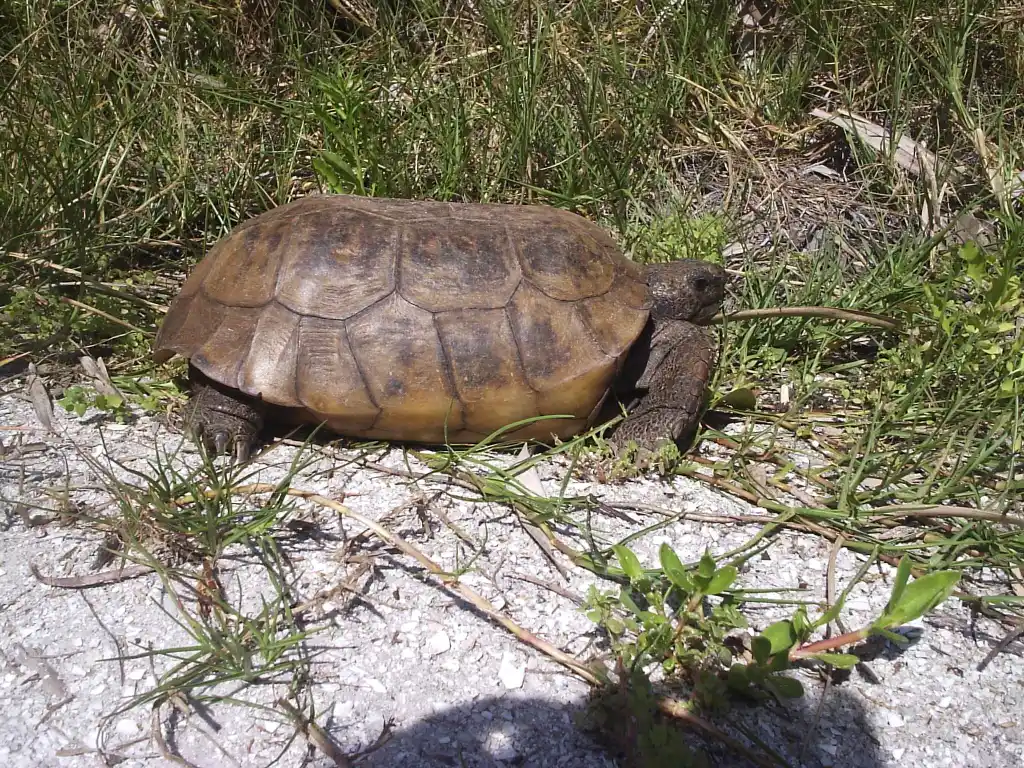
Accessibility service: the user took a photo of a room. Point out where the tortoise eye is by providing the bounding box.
[694,277,709,293]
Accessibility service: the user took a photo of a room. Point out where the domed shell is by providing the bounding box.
[154,195,651,443]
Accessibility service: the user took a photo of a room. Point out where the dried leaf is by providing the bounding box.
[811,108,948,180]
[80,355,121,397]
[949,211,997,249]
[515,443,546,497]
[11,644,68,699]
[721,241,747,258]
[803,163,842,180]
[25,363,54,433]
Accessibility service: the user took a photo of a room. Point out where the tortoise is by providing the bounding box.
[154,194,726,460]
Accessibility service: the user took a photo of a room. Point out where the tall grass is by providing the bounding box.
[1,1,328,356]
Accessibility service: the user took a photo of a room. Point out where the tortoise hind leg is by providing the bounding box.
[611,323,715,452]
[186,367,265,461]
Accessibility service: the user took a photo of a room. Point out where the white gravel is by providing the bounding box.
[1,386,1022,768]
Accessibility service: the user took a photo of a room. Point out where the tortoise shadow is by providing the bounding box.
[322,558,886,768]
[331,683,886,768]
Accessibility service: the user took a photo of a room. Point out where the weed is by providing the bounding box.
[77,441,322,726]
[58,377,177,421]
[581,542,958,758]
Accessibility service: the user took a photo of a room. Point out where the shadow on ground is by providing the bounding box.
[344,682,884,768]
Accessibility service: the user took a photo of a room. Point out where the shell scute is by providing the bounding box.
[294,316,379,431]
[344,294,465,439]
[434,308,538,433]
[505,281,625,421]
[274,205,398,319]
[512,208,619,301]
[238,302,303,407]
[201,222,283,307]
[399,219,521,311]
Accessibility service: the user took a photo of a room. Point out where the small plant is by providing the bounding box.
[629,211,728,265]
[600,439,688,481]
[921,238,1023,398]
[583,544,960,757]
[82,443,321,719]
[58,378,177,422]
[59,385,133,422]
[583,546,747,688]
[312,73,383,197]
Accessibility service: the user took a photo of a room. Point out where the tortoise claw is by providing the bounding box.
[233,437,251,464]
[210,429,231,456]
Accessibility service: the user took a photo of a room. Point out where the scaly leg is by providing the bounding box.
[186,367,265,461]
[611,323,716,452]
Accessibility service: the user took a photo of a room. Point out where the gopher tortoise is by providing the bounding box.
[154,195,726,459]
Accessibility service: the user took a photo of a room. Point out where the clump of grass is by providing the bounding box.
[67,440,325,758]
[0,0,328,360]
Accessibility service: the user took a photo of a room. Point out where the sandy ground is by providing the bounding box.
[1,389,1022,768]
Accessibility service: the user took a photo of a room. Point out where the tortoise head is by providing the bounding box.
[645,259,726,325]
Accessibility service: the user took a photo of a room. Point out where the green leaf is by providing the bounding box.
[791,605,811,636]
[613,545,645,582]
[605,616,625,635]
[875,626,911,646]
[758,621,797,655]
[814,598,845,630]
[726,663,750,690]
[697,551,716,579]
[138,395,160,411]
[618,588,642,616]
[751,635,772,665]
[768,649,791,672]
[745,661,766,684]
[885,556,914,614]
[766,675,804,699]
[718,387,757,411]
[659,544,694,591]
[877,571,960,628]
[638,610,667,626]
[311,157,340,191]
[806,652,861,669]
[705,565,737,595]
[316,150,364,194]
[94,393,124,411]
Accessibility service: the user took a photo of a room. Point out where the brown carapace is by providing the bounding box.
[154,195,726,459]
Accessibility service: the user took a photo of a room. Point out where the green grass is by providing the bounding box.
[2,1,1023,765]
[1,0,328,359]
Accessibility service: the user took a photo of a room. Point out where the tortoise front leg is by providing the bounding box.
[186,367,265,461]
[611,323,716,452]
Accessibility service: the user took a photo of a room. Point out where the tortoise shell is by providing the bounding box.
[154,195,651,443]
